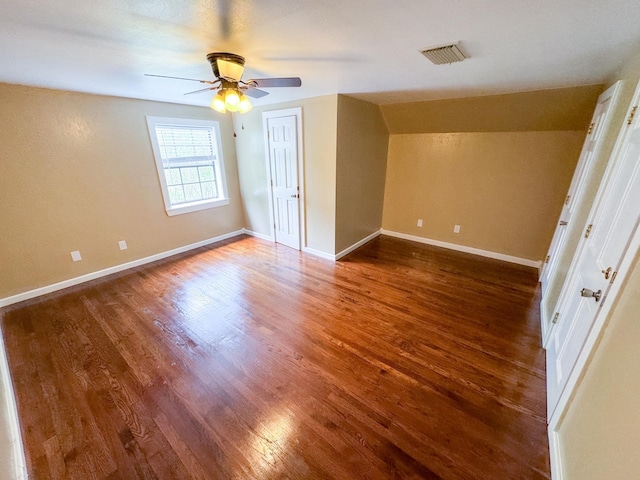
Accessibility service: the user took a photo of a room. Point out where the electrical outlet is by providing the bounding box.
[417,219,423,227]
[70,250,82,262]
[118,240,128,251]
[454,225,461,234]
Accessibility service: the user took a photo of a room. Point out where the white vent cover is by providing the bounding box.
[419,43,467,65]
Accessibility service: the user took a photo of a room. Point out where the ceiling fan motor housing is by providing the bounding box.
[207,52,246,82]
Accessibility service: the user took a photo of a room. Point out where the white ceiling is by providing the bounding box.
[1,0,639,108]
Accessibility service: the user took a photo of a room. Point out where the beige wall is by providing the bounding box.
[382,131,584,261]
[555,52,640,479]
[335,96,389,253]
[381,85,602,134]
[0,83,244,299]
[379,86,601,263]
[233,95,338,255]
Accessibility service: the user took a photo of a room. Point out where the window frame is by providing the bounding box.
[146,116,230,216]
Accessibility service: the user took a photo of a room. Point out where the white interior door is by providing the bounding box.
[266,114,301,250]
[540,82,620,301]
[546,84,640,419]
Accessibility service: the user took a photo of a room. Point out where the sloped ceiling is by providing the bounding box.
[380,84,604,134]
[0,0,639,107]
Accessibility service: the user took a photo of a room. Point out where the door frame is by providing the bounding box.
[547,81,640,479]
[262,107,306,250]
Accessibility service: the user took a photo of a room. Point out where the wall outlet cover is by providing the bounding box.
[118,240,128,250]
[454,225,461,233]
[70,250,82,262]
[417,219,423,227]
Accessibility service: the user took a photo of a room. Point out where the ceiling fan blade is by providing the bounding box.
[145,74,219,85]
[243,87,270,99]
[184,86,219,96]
[246,77,302,88]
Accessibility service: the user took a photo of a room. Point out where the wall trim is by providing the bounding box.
[0,230,244,309]
[242,228,274,242]
[301,230,383,262]
[549,429,564,480]
[302,247,335,261]
[540,306,550,349]
[0,324,27,480]
[335,230,382,260]
[1,228,541,307]
[381,230,542,269]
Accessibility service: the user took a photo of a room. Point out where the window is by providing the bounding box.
[146,116,229,216]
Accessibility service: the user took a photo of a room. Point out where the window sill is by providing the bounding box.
[165,198,230,216]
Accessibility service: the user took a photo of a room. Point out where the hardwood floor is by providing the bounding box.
[1,235,549,479]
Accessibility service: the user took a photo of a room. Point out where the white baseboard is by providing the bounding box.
[381,230,542,269]
[0,230,244,309]
[241,228,338,261]
[242,228,274,242]
[302,247,335,261]
[549,429,563,480]
[241,230,337,262]
[1,228,541,308]
[335,230,382,260]
[0,324,27,480]
[302,230,382,262]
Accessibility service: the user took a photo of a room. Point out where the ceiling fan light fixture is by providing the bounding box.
[211,91,227,113]
[152,51,302,114]
[238,93,253,113]
[207,52,246,82]
[210,86,252,114]
[223,88,241,112]
[217,58,245,82]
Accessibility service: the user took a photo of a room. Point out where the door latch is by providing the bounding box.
[580,288,602,302]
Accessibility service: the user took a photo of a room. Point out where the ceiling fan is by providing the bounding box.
[146,52,302,113]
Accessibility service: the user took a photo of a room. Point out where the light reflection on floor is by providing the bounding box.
[172,263,249,343]
[164,258,312,478]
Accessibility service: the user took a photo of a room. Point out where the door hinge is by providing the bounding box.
[584,224,593,238]
[627,106,638,126]
[565,194,571,205]
[587,122,595,135]
[545,255,550,264]
[552,312,560,324]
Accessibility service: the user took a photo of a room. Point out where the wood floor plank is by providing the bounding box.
[1,235,549,479]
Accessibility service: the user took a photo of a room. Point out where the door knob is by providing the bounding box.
[580,288,602,302]
[601,267,612,279]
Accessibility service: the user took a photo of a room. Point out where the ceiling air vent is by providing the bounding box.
[419,43,467,65]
